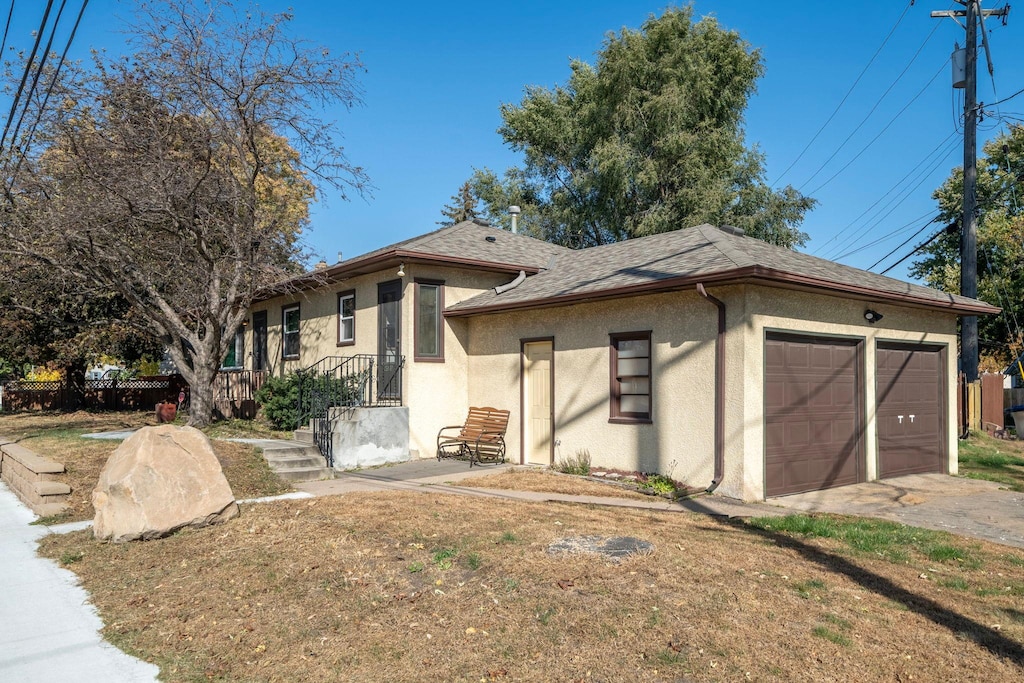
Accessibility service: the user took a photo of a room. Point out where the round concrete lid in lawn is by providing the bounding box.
[547,535,654,562]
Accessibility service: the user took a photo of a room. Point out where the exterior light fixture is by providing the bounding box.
[864,309,883,324]
[397,262,405,277]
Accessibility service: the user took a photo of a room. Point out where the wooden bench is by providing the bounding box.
[436,407,510,467]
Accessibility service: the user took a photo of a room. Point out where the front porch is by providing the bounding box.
[295,353,408,469]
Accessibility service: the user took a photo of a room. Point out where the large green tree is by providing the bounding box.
[471,6,814,248]
[911,124,1024,373]
[2,0,366,425]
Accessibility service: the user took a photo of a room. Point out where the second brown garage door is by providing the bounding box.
[765,334,863,497]
[876,344,946,478]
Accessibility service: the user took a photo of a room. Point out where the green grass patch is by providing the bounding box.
[59,550,84,565]
[957,434,1024,492]
[747,514,981,567]
[938,577,969,591]
[465,552,482,570]
[812,626,851,647]
[825,614,852,630]
[431,547,458,570]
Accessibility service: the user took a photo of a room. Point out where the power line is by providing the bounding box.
[5,0,69,159]
[8,0,89,185]
[833,209,939,261]
[796,17,946,193]
[868,216,943,271]
[0,2,15,58]
[878,224,950,274]
[816,132,958,259]
[771,1,915,185]
[0,0,55,153]
[805,58,947,196]
[986,85,1024,108]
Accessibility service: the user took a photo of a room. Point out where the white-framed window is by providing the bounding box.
[282,304,300,359]
[338,291,355,345]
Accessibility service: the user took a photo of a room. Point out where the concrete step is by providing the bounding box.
[294,428,314,444]
[275,466,334,482]
[264,453,326,470]
[257,440,332,482]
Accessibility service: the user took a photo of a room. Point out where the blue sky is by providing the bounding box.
[6,1,1023,281]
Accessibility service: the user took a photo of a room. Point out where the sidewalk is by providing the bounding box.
[294,461,782,519]
[0,483,158,683]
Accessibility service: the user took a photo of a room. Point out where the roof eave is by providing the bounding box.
[255,250,544,302]
[444,266,1000,318]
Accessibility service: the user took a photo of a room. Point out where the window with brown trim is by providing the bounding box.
[337,290,355,346]
[610,331,652,423]
[414,279,444,361]
[282,304,300,360]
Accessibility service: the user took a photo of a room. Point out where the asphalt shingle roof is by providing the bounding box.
[342,220,570,271]
[446,224,998,316]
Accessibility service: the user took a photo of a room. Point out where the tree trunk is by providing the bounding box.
[184,359,218,428]
[64,360,87,411]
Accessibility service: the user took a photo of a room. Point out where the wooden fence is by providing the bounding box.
[958,373,1024,434]
[213,370,266,420]
[0,371,265,418]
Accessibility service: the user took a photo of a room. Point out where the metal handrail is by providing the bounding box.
[296,354,405,466]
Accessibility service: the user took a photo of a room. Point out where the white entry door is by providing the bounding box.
[523,341,553,465]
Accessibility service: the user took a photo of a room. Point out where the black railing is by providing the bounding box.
[296,354,405,466]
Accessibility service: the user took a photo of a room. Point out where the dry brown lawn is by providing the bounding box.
[38,491,1024,682]
[0,411,291,522]
[455,468,655,500]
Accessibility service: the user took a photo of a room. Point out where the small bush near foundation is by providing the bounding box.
[555,450,591,475]
[254,373,305,431]
[637,473,679,496]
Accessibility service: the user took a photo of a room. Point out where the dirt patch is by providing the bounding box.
[39,491,1024,682]
[454,468,655,500]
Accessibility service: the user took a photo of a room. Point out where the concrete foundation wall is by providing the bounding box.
[331,407,411,470]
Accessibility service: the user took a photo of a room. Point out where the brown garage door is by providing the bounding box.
[765,334,862,497]
[876,344,946,478]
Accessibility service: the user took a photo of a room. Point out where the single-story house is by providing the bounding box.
[244,219,997,501]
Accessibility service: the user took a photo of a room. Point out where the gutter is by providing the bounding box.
[445,266,999,318]
[696,283,726,493]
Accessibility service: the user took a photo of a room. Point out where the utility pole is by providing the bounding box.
[931,1,1009,383]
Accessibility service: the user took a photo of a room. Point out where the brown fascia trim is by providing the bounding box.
[444,265,1001,318]
[254,250,545,302]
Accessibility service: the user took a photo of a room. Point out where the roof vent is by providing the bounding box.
[472,217,491,227]
[718,224,744,237]
[485,235,497,243]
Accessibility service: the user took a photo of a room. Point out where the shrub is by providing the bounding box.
[255,373,305,431]
[555,449,591,475]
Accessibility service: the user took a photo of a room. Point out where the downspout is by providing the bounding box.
[494,270,526,295]
[696,283,726,493]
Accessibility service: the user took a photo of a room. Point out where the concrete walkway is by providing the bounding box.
[0,483,158,683]
[294,458,782,519]
[767,473,1024,549]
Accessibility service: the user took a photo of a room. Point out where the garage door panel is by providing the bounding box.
[876,345,945,479]
[765,335,862,497]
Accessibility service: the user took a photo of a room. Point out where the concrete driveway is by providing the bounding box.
[767,474,1024,549]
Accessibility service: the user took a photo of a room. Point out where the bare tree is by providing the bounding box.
[2,0,367,425]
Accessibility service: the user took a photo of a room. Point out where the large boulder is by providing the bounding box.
[92,425,239,542]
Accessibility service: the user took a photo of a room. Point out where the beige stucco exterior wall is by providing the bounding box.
[736,286,959,501]
[465,283,959,502]
[466,289,721,488]
[246,265,512,458]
